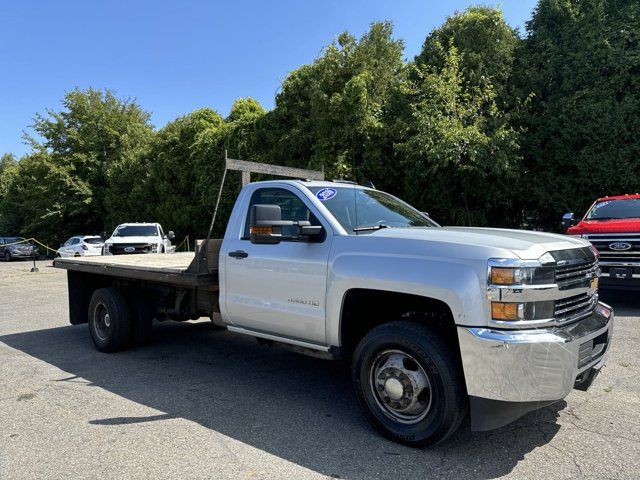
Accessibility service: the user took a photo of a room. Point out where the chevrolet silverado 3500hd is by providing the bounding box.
[55,176,613,447]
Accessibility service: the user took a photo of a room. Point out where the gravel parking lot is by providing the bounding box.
[0,260,639,479]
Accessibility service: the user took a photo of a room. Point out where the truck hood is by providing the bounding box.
[106,236,160,244]
[567,218,640,234]
[368,226,589,260]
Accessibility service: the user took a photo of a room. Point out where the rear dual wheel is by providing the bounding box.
[89,288,131,352]
[352,321,467,447]
[88,287,153,352]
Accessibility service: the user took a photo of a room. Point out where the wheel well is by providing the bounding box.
[340,289,459,355]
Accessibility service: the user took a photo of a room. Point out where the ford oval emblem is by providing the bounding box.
[609,242,632,251]
[316,187,337,201]
[124,246,135,253]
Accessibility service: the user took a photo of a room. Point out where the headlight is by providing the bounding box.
[489,266,555,286]
[488,257,557,322]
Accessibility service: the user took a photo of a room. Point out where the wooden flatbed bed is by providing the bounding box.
[53,252,218,286]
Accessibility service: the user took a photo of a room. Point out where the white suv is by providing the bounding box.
[56,236,104,257]
[102,223,174,255]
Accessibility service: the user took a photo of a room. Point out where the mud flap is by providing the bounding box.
[470,396,558,431]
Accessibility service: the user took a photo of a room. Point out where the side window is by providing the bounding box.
[158,225,164,237]
[71,238,80,245]
[243,188,320,240]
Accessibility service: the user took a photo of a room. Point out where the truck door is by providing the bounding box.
[223,186,331,345]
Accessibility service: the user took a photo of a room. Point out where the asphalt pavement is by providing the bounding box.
[0,260,639,479]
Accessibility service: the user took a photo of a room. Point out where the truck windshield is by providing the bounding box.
[308,186,436,234]
[586,198,640,220]
[113,225,158,237]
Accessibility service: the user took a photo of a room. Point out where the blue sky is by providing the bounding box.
[0,1,537,157]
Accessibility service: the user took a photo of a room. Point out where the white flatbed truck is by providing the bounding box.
[54,159,613,447]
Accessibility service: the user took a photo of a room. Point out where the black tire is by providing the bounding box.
[352,321,467,447]
[5,251,11,262]
[129,293,154,346]
[88,287,132,353]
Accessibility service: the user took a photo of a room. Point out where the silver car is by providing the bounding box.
[0,237,39,261]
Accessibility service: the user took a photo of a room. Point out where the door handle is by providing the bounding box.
[228,250,249,259]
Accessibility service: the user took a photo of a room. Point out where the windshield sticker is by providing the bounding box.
[316,188,337,201]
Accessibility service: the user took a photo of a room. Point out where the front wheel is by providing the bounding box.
[352,321,467,447]
[88,288,131,352]
[5,251,11,262]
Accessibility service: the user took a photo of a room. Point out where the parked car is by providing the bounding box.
[102,223,175,255]
[563,193,640,288]
[0,236,39,261]
[56,236,104,258]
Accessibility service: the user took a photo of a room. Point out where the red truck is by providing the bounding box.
[563,194,640,288]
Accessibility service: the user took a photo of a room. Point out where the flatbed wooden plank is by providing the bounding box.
[53,253,218,287]
[56,252,195,272]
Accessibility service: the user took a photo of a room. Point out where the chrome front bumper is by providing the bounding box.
[458,302,613,428]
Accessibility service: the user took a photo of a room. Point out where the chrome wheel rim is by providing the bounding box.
[369,349,432,424]
[93,303,110,341]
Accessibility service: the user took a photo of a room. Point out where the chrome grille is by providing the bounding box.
[584,233,640,263]
[552,248,599,324]
[555,259,598,287]
[555,292,598,323]
[109,243,154,255]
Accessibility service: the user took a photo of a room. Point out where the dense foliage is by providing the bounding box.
[1,0,638,247]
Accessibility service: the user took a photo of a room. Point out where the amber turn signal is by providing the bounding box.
[250,226,272,235]
[491,302,520,320]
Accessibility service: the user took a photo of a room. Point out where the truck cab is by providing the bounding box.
[563,194,640,288]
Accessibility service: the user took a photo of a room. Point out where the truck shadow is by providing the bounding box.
[0,322,564,479]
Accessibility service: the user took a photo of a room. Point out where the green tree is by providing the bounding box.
[187,99,269,238]
[415,6,519,99]
[267,22,408,188]
[514,0,640,229]
[399,45,520,225]
[0,153,19,232]
[221,97,268,161]
[143,108,225,240]
[29,88,154,235]
[0,153,17,197]
[0,152,92,244]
